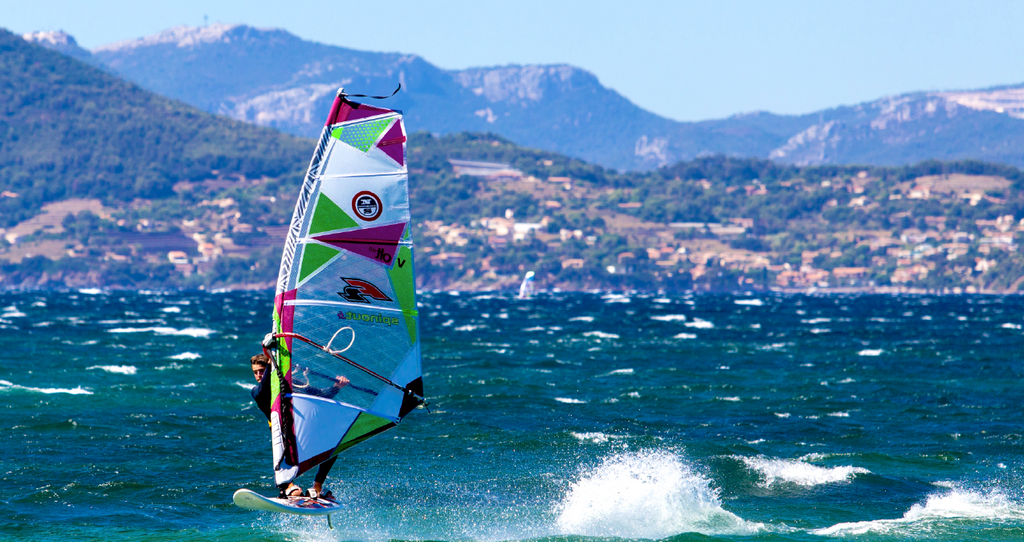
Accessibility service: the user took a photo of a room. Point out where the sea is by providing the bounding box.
[1,290,1023,542]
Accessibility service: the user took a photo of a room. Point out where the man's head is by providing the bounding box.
[251,353,269,382]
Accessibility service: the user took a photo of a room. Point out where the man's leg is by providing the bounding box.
[311,456,338,497]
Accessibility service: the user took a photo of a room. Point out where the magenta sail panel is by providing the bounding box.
[337,102,395,123]
[377,121,406,165]
[379,141,405,165]
[311,222,407,265]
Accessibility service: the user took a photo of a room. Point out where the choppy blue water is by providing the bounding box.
[1,290,1023,541]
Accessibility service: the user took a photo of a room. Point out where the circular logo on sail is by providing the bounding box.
[352,191,382,221]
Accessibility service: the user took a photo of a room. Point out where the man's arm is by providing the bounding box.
[307,376,349,399]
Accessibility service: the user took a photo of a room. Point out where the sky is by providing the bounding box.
[6,0,1024,122]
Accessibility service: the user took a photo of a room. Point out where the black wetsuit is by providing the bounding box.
[251,365,273,420]
[251,366,340,486]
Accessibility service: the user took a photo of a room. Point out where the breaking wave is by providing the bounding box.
[86,365,137,375]
[556,450,760,538]
[814,488,1024,536]
[106,326,216,338]
[0,379,92,395]
[738,455,870,487]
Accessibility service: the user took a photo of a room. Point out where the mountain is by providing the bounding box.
[25,24,807,171]
[21,25,1024,169]
[766,89,1024,167]
[19,30,95,64]
[27,23,1024,172]
[1,28,309,227]
[5,27,1024,294]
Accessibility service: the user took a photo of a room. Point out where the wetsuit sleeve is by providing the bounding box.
[251,367,272,421]
[306,382,343,400]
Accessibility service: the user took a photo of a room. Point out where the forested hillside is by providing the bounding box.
[30,24,1024,172]
[0,28,309,227]
[5,29,1024,293]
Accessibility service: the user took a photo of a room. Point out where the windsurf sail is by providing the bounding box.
[267,88,423,486]
[518,271,535,299]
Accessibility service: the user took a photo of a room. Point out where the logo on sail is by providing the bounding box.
[338,277,392,304]
[352,191,382,221]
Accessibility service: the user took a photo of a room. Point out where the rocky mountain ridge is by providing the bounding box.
[22,25,1024,171]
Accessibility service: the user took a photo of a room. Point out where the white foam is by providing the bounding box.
[651,314,687,322]
[0,379,92,395]
[571,432,627,443]
[454,324,482,332]
[523,326,546,332]
[106,326,216,338]
[814,489,1024,536]
[734,299,763,306]
[602,368,634,376]
[556,397,588,404]
[673,333,697,339]
[738,456,869,487]
[556,450,758,538]
[653,298,672,303]
[169,352,201,360]
[603,294,631,303]
[78,288,104,295]
[157,363,185,370]
[809,328,830,334]
[1001,323,1022,330]
[160,306,182,313]
[684,319,713,329]
[86,365,137,375]
[858,349,884,356]
[569,316,595,322]
[1,305,26,318]
[583,331,620,339]
[801,317,831,324]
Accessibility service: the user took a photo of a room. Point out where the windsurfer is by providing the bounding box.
[250,353,347,500]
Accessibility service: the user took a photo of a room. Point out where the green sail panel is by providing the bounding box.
[387,245,418,344]
[309,193,359,235]
[334,412,395,454]
[331,118,394,152]
[298,242,341,283]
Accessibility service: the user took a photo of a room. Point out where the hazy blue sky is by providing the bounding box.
[6,0,1024,122]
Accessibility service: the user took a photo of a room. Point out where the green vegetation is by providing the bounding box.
[0,28,309,227]
[403,133,1024,293]
[4,29,1024,292]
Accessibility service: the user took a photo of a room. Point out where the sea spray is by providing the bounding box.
[737,456,870,488]
[814,488,1024,536]
[555,450,757,538]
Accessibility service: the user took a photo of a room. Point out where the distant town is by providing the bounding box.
[2,133,1024,293]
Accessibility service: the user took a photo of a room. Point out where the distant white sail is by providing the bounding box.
[518,271,536,299]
